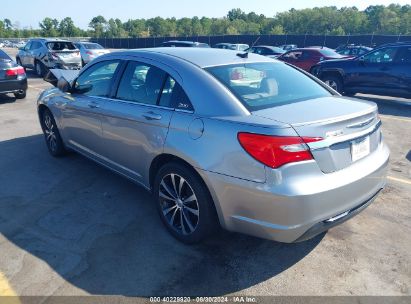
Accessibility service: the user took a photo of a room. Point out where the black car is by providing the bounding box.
[245,45,286,58]
[159,40,210,48]
[311,42,411,98]
[0,49,27,99]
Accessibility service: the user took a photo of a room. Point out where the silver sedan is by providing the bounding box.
[37,48,389,244]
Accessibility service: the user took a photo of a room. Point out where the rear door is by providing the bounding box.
[99,60,176,183]
[62,60,122,157]
[388,46,411,97]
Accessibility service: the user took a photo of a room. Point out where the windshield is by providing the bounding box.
[84,43,104,50]
[46,41,76,51]
[206,62,332,111]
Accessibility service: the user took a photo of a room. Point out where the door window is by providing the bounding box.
[75,60,120,97]
[363,47,399,63]
[116,62,167,105]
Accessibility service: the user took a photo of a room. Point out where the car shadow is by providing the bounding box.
[0,94,17,104]
[0,134,323,296]
[353,94,411,118]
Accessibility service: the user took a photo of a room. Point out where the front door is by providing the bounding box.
[62,59,122,158]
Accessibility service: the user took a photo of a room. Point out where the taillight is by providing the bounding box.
[238,133,323,168]
[86,51,93,55]
[5,66,25,77]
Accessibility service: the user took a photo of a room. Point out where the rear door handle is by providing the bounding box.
[143,111,162,120]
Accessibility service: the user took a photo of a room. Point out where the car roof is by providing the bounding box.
[31,38,72,43]
[111,47,274,68]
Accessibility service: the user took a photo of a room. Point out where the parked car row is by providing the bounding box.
[15,39,110,77]
[0,40,27,48]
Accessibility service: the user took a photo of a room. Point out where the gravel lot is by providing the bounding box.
[0,48,410,298]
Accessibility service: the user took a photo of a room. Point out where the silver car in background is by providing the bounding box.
[16,38,81,77]
[73,42,110,66]
[37,48,389,244]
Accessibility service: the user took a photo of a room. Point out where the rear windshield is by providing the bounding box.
[84,43,104,50]
[319,48,343,57]
[0,49,11,60]
[46,41,76,51]
[205,62,332,111]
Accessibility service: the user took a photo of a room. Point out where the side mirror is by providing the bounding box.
[358,56,365,63]
[57,77,72,93]
[72,83,92,94]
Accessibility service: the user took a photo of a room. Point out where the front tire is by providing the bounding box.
[154,162,218,244]
[322,75,343,93]
[40,109,66,157]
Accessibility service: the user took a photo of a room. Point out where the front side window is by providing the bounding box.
[75,60,120,97]
[363,47,398,63]
[206,62,331,111]
[116,61,167,105]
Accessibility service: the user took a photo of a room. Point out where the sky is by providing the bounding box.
[1,0,409,29]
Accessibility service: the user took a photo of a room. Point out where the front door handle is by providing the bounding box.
[143,111,162,120]
[88,102,100,109]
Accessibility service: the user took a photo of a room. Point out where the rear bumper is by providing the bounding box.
[199,141,389,243]
[0,77,27,94]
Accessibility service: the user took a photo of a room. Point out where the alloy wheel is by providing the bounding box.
[159,173,200,235]
[44,113,57,153]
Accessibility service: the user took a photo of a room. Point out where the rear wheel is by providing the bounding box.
[14,90,26,99]
[154,162,218,244]
[40,109,66,157]
[322,75,343,93]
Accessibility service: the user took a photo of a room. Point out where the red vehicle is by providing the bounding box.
[277,48,347,72]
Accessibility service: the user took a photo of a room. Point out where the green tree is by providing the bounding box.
[59,17,80,37]
[89,15,107,38]
[39,17,59,37]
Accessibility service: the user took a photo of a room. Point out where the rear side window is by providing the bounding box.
[159,76,193,111]
[396,47,411,63]
[116,61,167,105]
[75,60,120,97]
[30,41,41,50]
[206,62,331,111]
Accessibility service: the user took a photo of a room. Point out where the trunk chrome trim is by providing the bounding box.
[308,120,382,150]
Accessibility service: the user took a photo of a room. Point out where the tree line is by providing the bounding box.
[1,4,410,39]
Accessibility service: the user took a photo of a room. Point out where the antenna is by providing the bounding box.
[236,36,261,59]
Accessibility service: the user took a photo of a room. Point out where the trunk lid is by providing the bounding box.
[252,96,381,173]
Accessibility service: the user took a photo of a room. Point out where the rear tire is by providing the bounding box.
[14,90,26,99]
[40,109,66,157]
[322,75,343,93]
[153,162,219,244]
